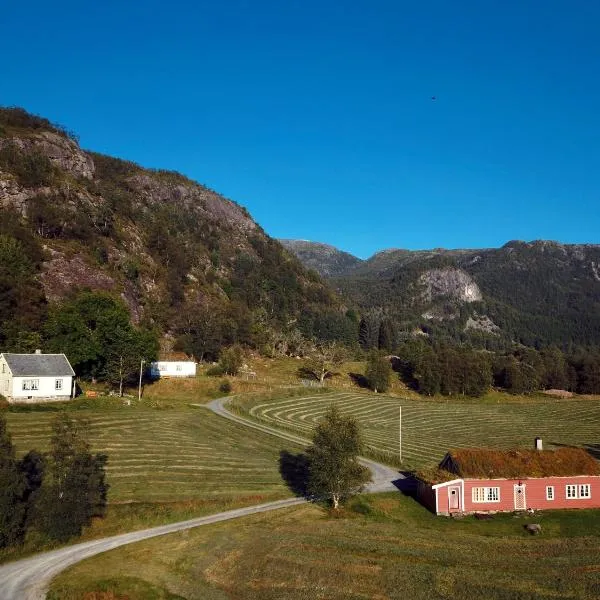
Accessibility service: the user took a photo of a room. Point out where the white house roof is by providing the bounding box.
[1,353,75,377]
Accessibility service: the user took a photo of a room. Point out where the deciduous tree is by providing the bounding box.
[307,405,370,509]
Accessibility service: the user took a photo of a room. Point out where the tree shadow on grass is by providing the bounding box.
[279,450,311,497]
[348,372,370,389]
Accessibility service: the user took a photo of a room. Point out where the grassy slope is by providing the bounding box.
[49,493,600,600]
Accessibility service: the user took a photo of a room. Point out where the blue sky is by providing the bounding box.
[2,1,599,258]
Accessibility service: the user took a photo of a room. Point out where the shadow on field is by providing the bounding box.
[392,472,420,497]
[348,373,370,389]
[279,450,311,497]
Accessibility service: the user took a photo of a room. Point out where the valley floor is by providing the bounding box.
[49,493,600,600]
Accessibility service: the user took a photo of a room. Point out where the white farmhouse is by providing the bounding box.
[0,352,75,403]
[149,361,197,379]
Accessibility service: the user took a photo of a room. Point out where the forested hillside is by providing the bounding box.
[285,239,600,349]
[0,108,356,378]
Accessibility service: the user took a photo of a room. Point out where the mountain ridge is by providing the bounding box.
[282,238,600,347]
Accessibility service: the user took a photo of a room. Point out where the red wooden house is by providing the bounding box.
[416,443,600,516]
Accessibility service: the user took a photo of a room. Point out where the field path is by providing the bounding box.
[205,397,401,492]
[0,396,400,599]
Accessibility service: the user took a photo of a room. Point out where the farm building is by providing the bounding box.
[416,442,600,515]
[0,351,75,403]
[149,361,197,379]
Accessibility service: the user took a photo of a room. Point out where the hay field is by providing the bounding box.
[5,408,299,504]
[240,391,600,468]
[49,493,600,600]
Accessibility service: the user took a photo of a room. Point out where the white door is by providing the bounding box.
[514,484,527,510]
[448,486,461,511]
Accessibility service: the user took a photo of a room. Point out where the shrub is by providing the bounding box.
[0,142,55,188]
[206,364,225,377]
[219,380,232,394]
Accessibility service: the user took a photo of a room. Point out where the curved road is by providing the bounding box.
[0,396,400,599]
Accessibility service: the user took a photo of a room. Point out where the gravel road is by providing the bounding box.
[0,396,400,599]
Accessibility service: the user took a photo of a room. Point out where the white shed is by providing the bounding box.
[0,352,75,403]
[149,361,197,379]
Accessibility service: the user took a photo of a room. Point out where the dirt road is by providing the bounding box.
[0,396,400,599]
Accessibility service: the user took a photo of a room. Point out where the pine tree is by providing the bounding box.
[34,413,108,542]
[378,319,394,353]
[307,405,371,509]
[0,415,26,547]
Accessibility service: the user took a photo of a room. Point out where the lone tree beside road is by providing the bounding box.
[307,405,370,509]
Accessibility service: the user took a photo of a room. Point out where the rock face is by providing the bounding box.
[419,268,482,303]
[0,109,339,335]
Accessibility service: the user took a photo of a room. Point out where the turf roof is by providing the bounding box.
[442,447,600,479]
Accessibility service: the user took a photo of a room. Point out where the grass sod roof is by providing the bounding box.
[447,447,600,479]
[417,447,600,484]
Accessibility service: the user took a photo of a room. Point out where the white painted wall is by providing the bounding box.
[0,356,11,397]
[149,361,196,378]
[10,376,72,402]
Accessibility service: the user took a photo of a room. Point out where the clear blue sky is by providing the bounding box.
[2,0,599,258]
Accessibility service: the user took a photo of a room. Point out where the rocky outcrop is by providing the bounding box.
[419,268,482,303]
[0,131,95,179]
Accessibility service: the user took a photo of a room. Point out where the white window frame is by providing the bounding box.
[566,484,578,499]
[22,379,39,391]
[472,486,500,503]
[176,364,182,372]
[546,486,554,500]
[55,379,63,390]
[579,484,591,499]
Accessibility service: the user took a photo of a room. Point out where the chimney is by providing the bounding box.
[534,437,543,451]
[34,349,42,355]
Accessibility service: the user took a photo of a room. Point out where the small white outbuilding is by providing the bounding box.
[149,361,197,379]
[0,352,75,403]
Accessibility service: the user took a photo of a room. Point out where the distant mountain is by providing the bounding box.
[0,108,351,354]
[283,239,600,347]
[279,239,363,277]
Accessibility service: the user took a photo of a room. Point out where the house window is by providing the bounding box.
[55,379,63,390]
[22,379,39,391]
[2,363,5,373]
[472,487,500,503]
[546,486,554,500]
[566,484,578,499]
[176,365,182,372]
[579,484,591,499]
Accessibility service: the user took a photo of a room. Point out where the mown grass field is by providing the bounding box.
[235,390,600,469]
[49,492,600,600]
[5,407,299,504]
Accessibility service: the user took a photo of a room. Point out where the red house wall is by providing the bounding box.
[461,476,600,513]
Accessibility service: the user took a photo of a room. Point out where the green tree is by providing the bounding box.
[303,341,347,385]
[365,351,392,393]
[378,319,394,352]
[0,415,26,548]
[307,405,371,509]
[414,347,441,396]
[218,345,244,376]
[34,413,108,542]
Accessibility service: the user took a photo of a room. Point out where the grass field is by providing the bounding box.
[5,407,300,504]
[235,390,600,469]
[48,492,600,600]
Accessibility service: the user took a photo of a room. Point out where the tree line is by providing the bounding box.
[0,412,107,551]
[393,339,600,397]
